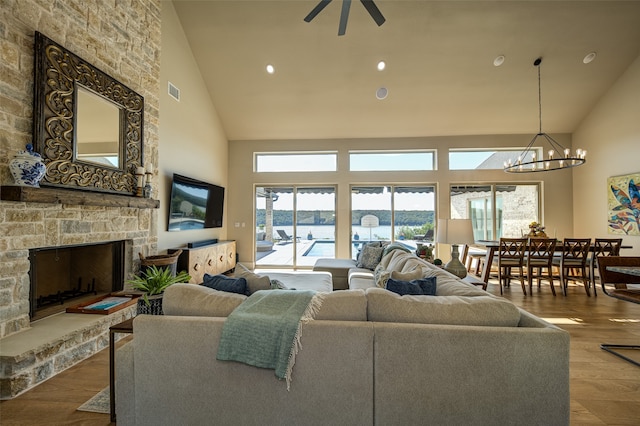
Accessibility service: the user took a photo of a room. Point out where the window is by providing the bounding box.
[255,152,337,172]
[255,186,336,267]
[351,185,435,259]
[449,149,542,170]
[349,150,435,171]
[450,184,539,239]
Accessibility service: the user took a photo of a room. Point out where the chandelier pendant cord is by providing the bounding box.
[504,57,586,173]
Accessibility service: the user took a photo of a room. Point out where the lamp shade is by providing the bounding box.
[436,219,475,245]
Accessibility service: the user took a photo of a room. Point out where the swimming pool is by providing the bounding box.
[303,241,335,257]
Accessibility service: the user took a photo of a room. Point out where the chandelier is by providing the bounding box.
[504,58,586,173]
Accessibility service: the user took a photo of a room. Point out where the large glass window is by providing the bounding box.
[449,149,542,170]
[255,186,336,267]
[255,152,337,172]
[450,184,539,240]
[351,185,435,259]
[350,150,435,171]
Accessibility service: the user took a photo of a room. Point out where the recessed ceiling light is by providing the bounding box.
[493,55,505,67]
[376,87,388,100]
[266,64,275,74]
[377,61,386,71]
[583,52,597,64]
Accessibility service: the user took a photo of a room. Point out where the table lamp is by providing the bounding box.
[436,219,475,279]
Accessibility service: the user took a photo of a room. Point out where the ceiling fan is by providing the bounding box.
[304,0,386,36]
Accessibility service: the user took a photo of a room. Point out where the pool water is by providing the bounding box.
[303,241,335,257]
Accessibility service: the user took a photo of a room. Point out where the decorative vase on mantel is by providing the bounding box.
[10,144,46,187]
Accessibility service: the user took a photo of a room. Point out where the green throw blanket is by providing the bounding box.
[216,290,323,389]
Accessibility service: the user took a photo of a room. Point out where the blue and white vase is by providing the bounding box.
[10,144,46,187]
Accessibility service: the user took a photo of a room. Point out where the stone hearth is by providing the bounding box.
[0,194,157,399]
[0,305,135,399]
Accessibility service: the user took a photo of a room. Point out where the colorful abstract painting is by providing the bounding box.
[607,172,640,236]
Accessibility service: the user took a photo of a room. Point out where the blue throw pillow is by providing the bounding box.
[202,274,248,295]
[386,277,437,296]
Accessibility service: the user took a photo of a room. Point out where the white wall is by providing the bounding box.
[228,135,576,266]
[573,54,640,256]
[158,2,229,251]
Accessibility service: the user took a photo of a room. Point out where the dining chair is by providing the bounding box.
[462,244,486,276]
[468,249,487,277]
[526,238,557,295]
[552,238,591,296]
[497,238,527,295]
[589,238,623,296]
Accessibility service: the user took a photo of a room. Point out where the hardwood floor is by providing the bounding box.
[1,281,639,425]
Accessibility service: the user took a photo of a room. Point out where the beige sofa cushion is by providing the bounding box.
[390,268,424,282]
[417,268,488,297]
[315,289,368,321]
[365,288,521,327]
[163,283,247,317]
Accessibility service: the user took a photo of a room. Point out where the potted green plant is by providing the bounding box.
[127,265,191,315]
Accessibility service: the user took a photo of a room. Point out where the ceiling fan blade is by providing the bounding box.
[304,0,333,23]
[360,0,386,26]
[338,0,352,35]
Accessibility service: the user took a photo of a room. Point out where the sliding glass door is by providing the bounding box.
[255,186,336,268]
[351,185,435,259]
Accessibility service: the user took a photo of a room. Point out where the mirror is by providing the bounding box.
[33,32,144,195]
[75,86,121,168]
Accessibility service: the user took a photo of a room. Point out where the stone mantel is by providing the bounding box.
[1,186,159,209]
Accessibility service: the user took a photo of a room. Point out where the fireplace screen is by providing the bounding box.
[29,241,127,320]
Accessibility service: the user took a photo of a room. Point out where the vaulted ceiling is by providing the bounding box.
[171,0,640,141]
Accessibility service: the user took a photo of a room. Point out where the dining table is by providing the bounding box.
[606,266,640,277]
[474,240,634,284]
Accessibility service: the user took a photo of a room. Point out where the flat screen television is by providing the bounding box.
[168,174,225,231]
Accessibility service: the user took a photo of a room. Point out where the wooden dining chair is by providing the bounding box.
[589,238,623,296]
[552,238,592,296]
[526,238,557,295]
[462,244,486,276]
[498,238,526,295]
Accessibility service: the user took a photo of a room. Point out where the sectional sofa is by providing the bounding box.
[115,248,570,425]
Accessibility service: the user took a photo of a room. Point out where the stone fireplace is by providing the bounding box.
[1,0,161,399]
[29,241,128,321]
[0,196,157,399]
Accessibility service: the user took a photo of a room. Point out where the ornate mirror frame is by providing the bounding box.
[33,31,144,195]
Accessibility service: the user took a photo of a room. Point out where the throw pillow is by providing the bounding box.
[373,263,391,288]
[356,241,383,264]
[270,279,287,289]
[386,277,437,296]
[202,274,247,295]
[233,263,271,294]
[357,244,384,270]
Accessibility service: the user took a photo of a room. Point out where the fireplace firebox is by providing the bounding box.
[29,241,127,321]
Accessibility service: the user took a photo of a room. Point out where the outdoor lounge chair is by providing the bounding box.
[276,229,300,243]
[414,229,434,242]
